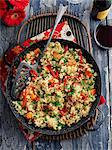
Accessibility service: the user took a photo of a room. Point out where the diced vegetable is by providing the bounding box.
[81,93,88,100]
[25,112,33,119]
[64,45,68,52]
[53,51,62,60]
[60,107,67,116]
[90,89,96,95]
[52,101,61,106]
[30,69,38,77]
[85,70,93,78]
[67,59,76,66]
[78,50,83,63]
[22,89,28,108]
[34,48,40,55]
[30,92,37,100]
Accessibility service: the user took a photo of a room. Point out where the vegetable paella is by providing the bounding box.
[13,41,97,130]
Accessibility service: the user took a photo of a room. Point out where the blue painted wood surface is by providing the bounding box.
[0,0,112,150]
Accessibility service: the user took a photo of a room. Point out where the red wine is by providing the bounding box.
[96,25,112,48]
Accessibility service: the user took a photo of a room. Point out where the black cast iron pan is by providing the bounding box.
[6,39,101,135]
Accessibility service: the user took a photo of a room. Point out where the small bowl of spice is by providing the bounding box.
[94,19,112,50]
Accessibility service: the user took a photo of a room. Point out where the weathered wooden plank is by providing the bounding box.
[107,48,112,150]
[0,94,27,150]
[107,6,112,150]
[40,0,56,8]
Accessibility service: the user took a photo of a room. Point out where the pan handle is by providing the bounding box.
[83,105,108,131]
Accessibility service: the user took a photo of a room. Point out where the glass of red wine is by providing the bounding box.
[94,19,112,50]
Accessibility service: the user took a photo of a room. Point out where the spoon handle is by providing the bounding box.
[44,4,67,50]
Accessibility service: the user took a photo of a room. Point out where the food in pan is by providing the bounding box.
[13,41,97,130]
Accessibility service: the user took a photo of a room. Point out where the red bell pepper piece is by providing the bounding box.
[59,79,62,84]
[35,96,40,101]
[64,78,67,86]
[46,64,52,70]
[20,57,23,62]
[81,93,88,100]
[46,65,59,79]
[60,107,67,116]
[90,89,96,95]
[50,69,57,78]
[85,70,93,78]
[55,70,59,78]
[64,45,68,52]
[78,50,83,63]
[30,69,38,77]
[22,89,28,108]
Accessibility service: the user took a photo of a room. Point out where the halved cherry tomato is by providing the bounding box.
[32,77,36,81]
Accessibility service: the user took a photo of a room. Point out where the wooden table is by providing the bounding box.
[0,0,112,150]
